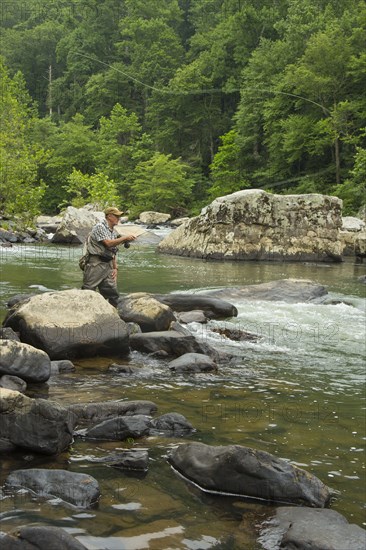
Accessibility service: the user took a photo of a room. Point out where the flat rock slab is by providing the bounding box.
[202,278,328,303]
[4,289,129,360]
[89,450,149,471]
[258,507,366,550]
[4,469,100,508]
[0,526,87,549]
[169,442,330,507]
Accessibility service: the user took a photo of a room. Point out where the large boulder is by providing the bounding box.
[4,289,130,360]
[117,292,176,332]
[258,507,366,550]
[154,293,238,319]
[4,469,100,508]
[158,190,343,262]
[0,389,73,454]
[0,526,87,549]
[0,340,51,382]
[51,206,104,244]
[169,442,330,507]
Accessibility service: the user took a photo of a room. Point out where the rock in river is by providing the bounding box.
[0,389,73,454]
[4,289,129,360]
[158,190,343,262]
[169,442,330,507]
[4,468,100,508]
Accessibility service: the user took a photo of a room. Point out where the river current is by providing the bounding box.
[0,235,365,549]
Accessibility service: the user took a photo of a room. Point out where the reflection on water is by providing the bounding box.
[0,242,365,548]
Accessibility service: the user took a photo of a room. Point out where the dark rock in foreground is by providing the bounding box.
[4,469,100,508]
[0,526,87,549]
[258,507,366,550]
[0,389,73,455]
[130,330,222,360]
[169,442,330,507]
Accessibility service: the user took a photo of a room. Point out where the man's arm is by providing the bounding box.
[102,234,136,248]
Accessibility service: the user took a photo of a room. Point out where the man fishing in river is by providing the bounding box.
[81,207,136,307]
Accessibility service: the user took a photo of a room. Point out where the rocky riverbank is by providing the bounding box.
[1,280,365,548]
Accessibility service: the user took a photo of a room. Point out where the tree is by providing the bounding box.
[0,59,46,223]
[131,152,194,215]
[62,169,119,209]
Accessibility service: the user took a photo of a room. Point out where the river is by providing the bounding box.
[0,236,365,549]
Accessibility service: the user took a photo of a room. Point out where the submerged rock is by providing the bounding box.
[4,289,129,360]
[258,507,366,550]
[0,526,87,549]
[80,414,151,440]
[202,278,328,303]
[4,469,100,508]
[67,400,157,428]
[169,442,330,507]
[158,190,343,262]
[89,450,149,471]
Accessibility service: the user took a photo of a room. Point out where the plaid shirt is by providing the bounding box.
[91,219,119,242]
[88,219,118,256]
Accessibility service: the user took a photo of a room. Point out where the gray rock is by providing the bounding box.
[139,211,171,224]
[50,360,76,374]
[177,310,207,324]
[0,340,51,383]
[168,353,217,373]
[130,330,222,360]
[155,293,238,319]
[6,294,34,309]
[358,275,366,283]
[3,289,130,360]
[89,450,149,471]
[117,292,176,332]
[169,442,330,507]
[0,328,20,341]
[51,206,104,244]
[203,278,328,303]
[150,413,194,436]
[108,363,143,374]
[5,469,100,508]
[67,400,157,428]
[81,414,151,440]
[158,190,343,261]
[0,375,27,393]
[0,526,87,549]
[0,389,73,455]
[258,506,366,550]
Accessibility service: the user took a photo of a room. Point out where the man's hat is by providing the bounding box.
[105,207,124,217]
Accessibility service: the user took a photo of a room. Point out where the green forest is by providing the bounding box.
[1,0,365,223]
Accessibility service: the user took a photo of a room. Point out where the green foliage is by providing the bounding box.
[209,130,249,199]
[332,146,366,214]
[131,153,194,215]
[62,169,119,209]
[0,59,47,224]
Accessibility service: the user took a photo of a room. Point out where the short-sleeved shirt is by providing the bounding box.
[87,219,118,256]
